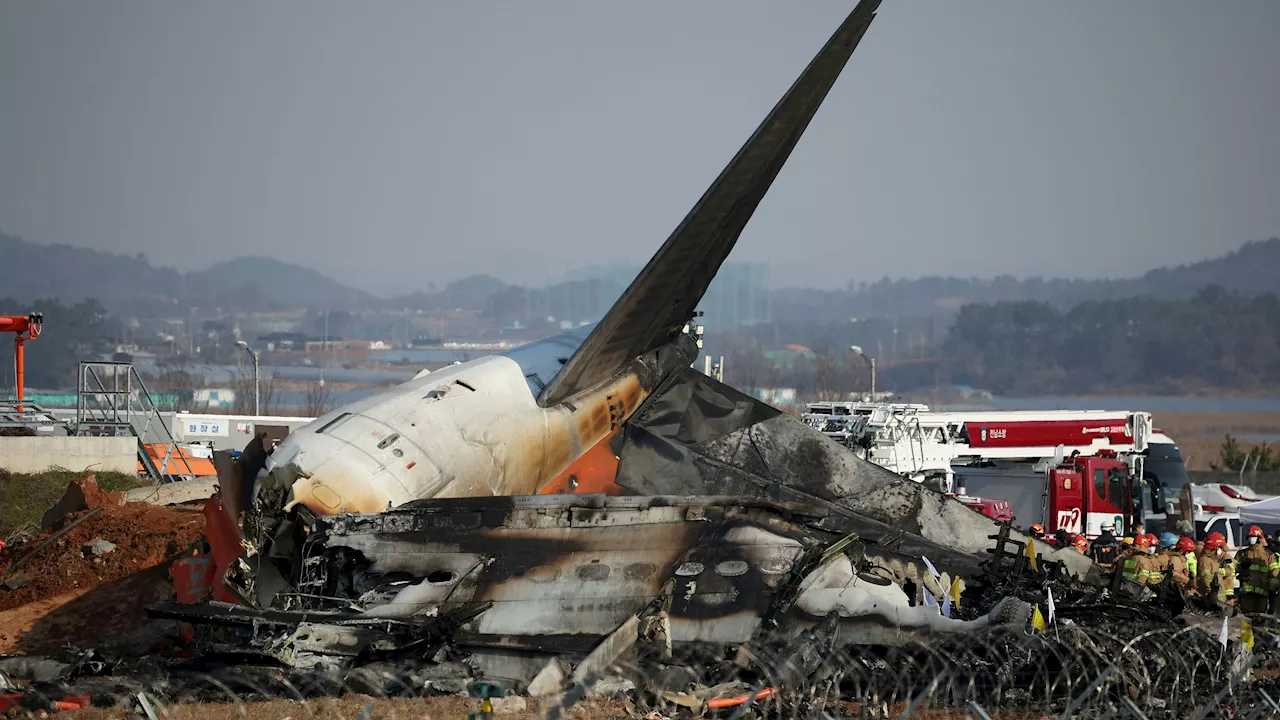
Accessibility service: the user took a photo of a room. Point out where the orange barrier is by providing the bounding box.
[137,443,218,477]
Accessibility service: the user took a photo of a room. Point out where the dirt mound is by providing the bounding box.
[0,502,205,613]
[40,473,124,532]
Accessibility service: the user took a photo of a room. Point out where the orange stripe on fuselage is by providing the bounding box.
[538,429,622,495]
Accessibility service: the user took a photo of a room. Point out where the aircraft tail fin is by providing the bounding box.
[540,0,881,406]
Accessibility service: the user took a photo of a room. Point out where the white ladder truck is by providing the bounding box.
[802,402,1201,537]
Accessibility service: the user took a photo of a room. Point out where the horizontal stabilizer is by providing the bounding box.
[540,0,881,406]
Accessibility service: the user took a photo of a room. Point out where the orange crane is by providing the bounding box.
[0,313,43,411]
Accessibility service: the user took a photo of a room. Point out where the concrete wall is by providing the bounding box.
[0,436,137,474]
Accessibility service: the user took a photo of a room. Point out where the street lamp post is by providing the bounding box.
[850,345,876,400]
[235,340,260,416]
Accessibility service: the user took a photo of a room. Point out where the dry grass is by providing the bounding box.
[1149,411,1280,471]
[0,470,144,536]
[1151,411,1280,439]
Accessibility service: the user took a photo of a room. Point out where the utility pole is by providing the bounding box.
[850,345,876,400]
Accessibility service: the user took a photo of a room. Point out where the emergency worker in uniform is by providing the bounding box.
[1170,536,1197,591]
[1029,524,1046,543]
[1151,532,1179,585]
[1196,532,1234,605]
[1070,534,1089,554]
[1235,525,1279,614]
[1121,534,1158,584]
[1090,522,1120,568]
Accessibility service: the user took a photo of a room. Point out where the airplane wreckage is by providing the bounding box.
[155,0,1108,692]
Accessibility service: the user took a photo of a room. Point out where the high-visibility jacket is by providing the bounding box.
[1091,540,1119,568]
[1150,550,1175,584]
[1168,552,1193,589]
[1196,549,1233,602]
[1235,542,1279,596]
[1121,552,1159,584]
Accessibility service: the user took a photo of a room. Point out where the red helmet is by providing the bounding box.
[1072,535,1089,551]
[1249,525,1265,539]
[1133,534,1153,549]
[1176,536,1195,553]
[1204,532,1226,550]
[1144,533,1159,546]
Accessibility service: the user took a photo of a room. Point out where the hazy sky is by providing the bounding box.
[3,2,1278,292]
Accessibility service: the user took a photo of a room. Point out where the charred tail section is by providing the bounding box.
[540,1,882,407]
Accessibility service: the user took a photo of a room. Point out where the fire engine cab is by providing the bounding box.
[802,403,1184,537]
[1046,452,1139,537]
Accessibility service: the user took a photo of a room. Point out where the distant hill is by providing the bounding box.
[0,232,186,314]
[771,237,1280,322]
[4,228,1277,321]
[0,232,370,314]
[186,257,374,310]
[1133,238,1280,298]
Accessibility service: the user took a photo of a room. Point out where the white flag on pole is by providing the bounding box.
[941,590,952,618]
[1047,587,1056,624]
[922,556,941,580]
[1219,615,1230,650]
[922,588,938,609]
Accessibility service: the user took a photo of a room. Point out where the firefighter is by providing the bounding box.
[1029,524,1046,542]
[1196,532,1234,605]
[1121,534,1157,584]
[1172,536,1197,591]
[1070,534,1089,554]
[1235,525,1278,614]
[1151,532,1179,585]
[1090,522,1120,568]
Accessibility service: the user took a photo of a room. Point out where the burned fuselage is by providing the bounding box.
[196,494,1032,679]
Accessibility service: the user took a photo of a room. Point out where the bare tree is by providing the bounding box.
[230,368,281,416]
[151,360,209,413]
[812,343,840,401]
[304,378,333,417]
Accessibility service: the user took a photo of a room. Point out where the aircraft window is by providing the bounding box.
[1094,469,1106,501]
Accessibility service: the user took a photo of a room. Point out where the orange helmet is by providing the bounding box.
[1249,525,1265,539]
[1072,535,1089,551]
[1204,532,1226,550]
[1133,534,1153,549]
[1176,536,1196,553]
[1030,524,1045,537]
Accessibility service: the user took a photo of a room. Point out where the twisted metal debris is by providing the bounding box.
[4,619,1280,718]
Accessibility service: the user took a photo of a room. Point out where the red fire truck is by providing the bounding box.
[802,403,1170,537]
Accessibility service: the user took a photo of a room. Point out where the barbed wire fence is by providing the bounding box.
[10,620,1280,719]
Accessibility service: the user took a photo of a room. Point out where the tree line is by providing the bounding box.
[943,286,1280,396]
